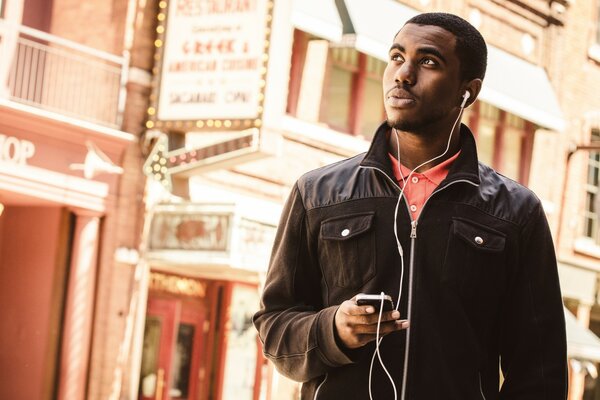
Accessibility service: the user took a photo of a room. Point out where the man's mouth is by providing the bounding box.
[386,88,416,108]
[387,97,415,106]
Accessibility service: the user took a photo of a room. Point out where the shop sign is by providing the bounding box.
[149,211,231,252]
[145,204,276,272]
[0,134,35,165]
[149,0,274,130]
[149,271,207,297]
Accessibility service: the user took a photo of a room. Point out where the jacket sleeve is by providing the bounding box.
[499,202,568,399]
[253,182,355,382]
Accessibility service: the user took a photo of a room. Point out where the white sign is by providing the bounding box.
[157,0,269,122]
[0,134,35,165]
[149,212,231,251]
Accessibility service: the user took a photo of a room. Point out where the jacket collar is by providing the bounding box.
[359,122,481,186]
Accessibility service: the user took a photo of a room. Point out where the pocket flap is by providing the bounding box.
[321,212,375,240]
[452,218,506,252]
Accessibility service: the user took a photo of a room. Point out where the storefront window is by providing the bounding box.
[473,102,533,184]
[139,318,162,398]
[596,0,600,44]
[502,113,525,181]
[584,129,600,244]
[475,103,499,166]
[322,48,357,132]
[286,31,386,139]
[170,323,195,398]
[461,104,474,130]
[358,57,386,140]
[221,284,260,400]
[322,48,386,138]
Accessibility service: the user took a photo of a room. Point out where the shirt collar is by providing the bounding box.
[360,122,481,187]
[389,150,461,186]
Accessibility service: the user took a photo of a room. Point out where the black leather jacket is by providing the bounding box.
[254,123,567,399]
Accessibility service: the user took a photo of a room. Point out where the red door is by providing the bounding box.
[139,295,206,400]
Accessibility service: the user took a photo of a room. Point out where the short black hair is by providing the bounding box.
[403,12,487,81]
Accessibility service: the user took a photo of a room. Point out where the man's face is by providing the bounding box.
[383,23,464,132]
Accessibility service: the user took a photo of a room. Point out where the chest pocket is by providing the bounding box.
[319,212,376,290]
[443,217,507,298]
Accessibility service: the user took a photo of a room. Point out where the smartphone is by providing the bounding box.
[355,293,394,312]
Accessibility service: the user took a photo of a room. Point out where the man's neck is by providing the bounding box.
[387,123,462,173]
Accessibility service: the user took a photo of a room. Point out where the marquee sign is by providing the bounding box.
[146,0,274,131]
[143,128,258,190]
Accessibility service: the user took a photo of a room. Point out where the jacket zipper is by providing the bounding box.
[400,179,479,400]
[360,165,480,399]
[399,220,417,400]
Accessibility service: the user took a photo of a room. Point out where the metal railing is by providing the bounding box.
[0,20,127,128]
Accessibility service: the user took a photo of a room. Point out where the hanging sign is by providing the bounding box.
[149,210,232,252]
[148,0,274,131]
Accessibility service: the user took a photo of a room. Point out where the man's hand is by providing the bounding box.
[334,296,410,349]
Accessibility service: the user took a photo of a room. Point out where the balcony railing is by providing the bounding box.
[0,20,127,128]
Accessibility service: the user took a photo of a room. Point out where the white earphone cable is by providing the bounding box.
[368,293,398,400]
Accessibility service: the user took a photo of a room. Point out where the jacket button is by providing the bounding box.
[341,228,350,237]
[474,236,483,245]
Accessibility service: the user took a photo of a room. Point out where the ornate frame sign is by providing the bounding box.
[148,208,232,252]
[146,0,274,131]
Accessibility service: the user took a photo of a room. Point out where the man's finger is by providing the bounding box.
[348,310,401,325]
[343,301,376,316]
[351,321,398,335]
[351,319,410,335]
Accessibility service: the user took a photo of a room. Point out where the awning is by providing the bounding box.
[345,0,417,61]
[343,0,565,132]
[558,262,597,305]
[565,308,600,362]
[480,46,565,131]
[291,0,344,42]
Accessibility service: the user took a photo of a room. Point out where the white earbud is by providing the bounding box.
[460,91,471,108]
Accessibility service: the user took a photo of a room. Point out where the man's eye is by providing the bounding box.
[421,58,437,66]
[390,53,403,62]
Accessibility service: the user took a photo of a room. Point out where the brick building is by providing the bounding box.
[2,0,600,399]
[0,0,146,398]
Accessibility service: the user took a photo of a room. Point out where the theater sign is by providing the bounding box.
[149,0,273,130]
[145,203,276,273]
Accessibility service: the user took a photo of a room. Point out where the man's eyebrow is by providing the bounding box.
[389,43,404,53]
[388,43,447,64]
[417,46,447,64]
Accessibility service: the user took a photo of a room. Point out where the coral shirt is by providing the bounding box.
[388,151,461,220]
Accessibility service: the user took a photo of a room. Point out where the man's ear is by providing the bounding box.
[462,79,482,108]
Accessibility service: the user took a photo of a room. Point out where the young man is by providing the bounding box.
[254,12,567,399]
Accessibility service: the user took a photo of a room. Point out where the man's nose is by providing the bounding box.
[395,61,416,86]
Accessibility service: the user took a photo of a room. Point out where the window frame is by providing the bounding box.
[588,0,600,62]
[597,0,600,44]
[286,30,386,138]
[286,30,309,117]
[469,102,535,185]
[583,129,600,245]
